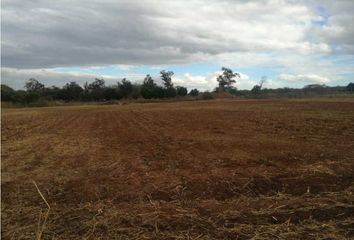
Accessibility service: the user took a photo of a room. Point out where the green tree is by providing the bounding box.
[141,74,163,99]
[131,84,142,99]
[118,78,133,98]
[44,86,62,100]
[160,70,174,88]
[87,78,106,101]
[346,83,354,92]
[176,86,188,96]
[25,78,45,93]
[61,82,83,101]
[88,78,105,90]
[1,84,16,102]
[216,67,240,92]
[103,87,119,100]
[189,88,199,96]
[163,87,177,98]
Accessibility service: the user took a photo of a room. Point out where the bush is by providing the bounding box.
[131,84,141,99]
[103,87,120,100]
[28,97,50,107]
[176,86,188,96]
[189,88,199,96]
[24,92,41,104]
[118,78,133,98]
[1,84,16,102]
[141,85,164,99]
[346,83,354,92]
[164,87,177,98]
[201,92,214,100]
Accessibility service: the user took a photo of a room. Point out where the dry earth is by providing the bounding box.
[1,98,354,239]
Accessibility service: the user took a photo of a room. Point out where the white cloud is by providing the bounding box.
[2,0,353,90]
[173,71,252,91]
[3,0,352,68]
[1,67,140,89]
[278,73,330,83]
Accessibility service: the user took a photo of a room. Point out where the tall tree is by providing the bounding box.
[216,67,240,92]
[176,86,188,96]
[160,70,174,88]
[1,84,16,102]
[346,82,354,92]
[141,74,162,99]
[189,88,199,96]
[61,82,83,101]
[87,78,106,101]
[118,78,133,98]
[88,78,105,90]
[251,76,266,94]
[160,70,176,98]
[25,78,45,93]
[143,74,155,87]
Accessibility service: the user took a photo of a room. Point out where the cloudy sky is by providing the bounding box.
[2,0,354,90]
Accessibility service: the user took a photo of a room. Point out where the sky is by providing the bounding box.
[1,0,354,90]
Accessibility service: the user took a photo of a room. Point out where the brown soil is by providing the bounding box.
[1,98,354,239]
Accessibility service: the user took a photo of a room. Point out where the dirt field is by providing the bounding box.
[1,98,354,239]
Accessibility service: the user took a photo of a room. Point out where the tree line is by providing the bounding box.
[1,67,354,105]
[1,70,201,104]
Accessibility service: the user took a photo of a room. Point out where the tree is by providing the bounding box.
[61,82,83,101]
[163,87,177,98]
[216,67,240,92]
[201,91,214,100]
[143,74,155,87]
[24,92,41,103]
[160,70,174,88]
[88,78,105,90]
[303,84,327,94]
[160,70,176,98]
[176,86,188,96]
[13,90,27,104]
[141,74,163,99]
[251,76,266,95]
[103,87,119,100]
[189,88,199,96]
[87,78,106,101]
[346,83,354,92]
[131,84,142,99]
[303,84,326,89]
[44,85,62,100]
[118,78,133,98]
[25,78,45,93]
[1,84,16,102]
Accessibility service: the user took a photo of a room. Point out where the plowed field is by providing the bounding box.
[1,99,354,239]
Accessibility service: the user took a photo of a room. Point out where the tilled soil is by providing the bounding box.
[1,99,354,239]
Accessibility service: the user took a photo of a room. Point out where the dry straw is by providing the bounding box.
[32,180,51,240]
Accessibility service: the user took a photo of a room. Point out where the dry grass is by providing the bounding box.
[32,180,51,240]
[1,98,354,239]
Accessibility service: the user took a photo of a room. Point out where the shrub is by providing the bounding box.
[103,87,119,100]
[176,86,188,96]
[189,88,199,96]
[131,84,141,99]
[1,84,16,102]
[201,92,214,100]
[163,87,177,98]
[28,97,50,107]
